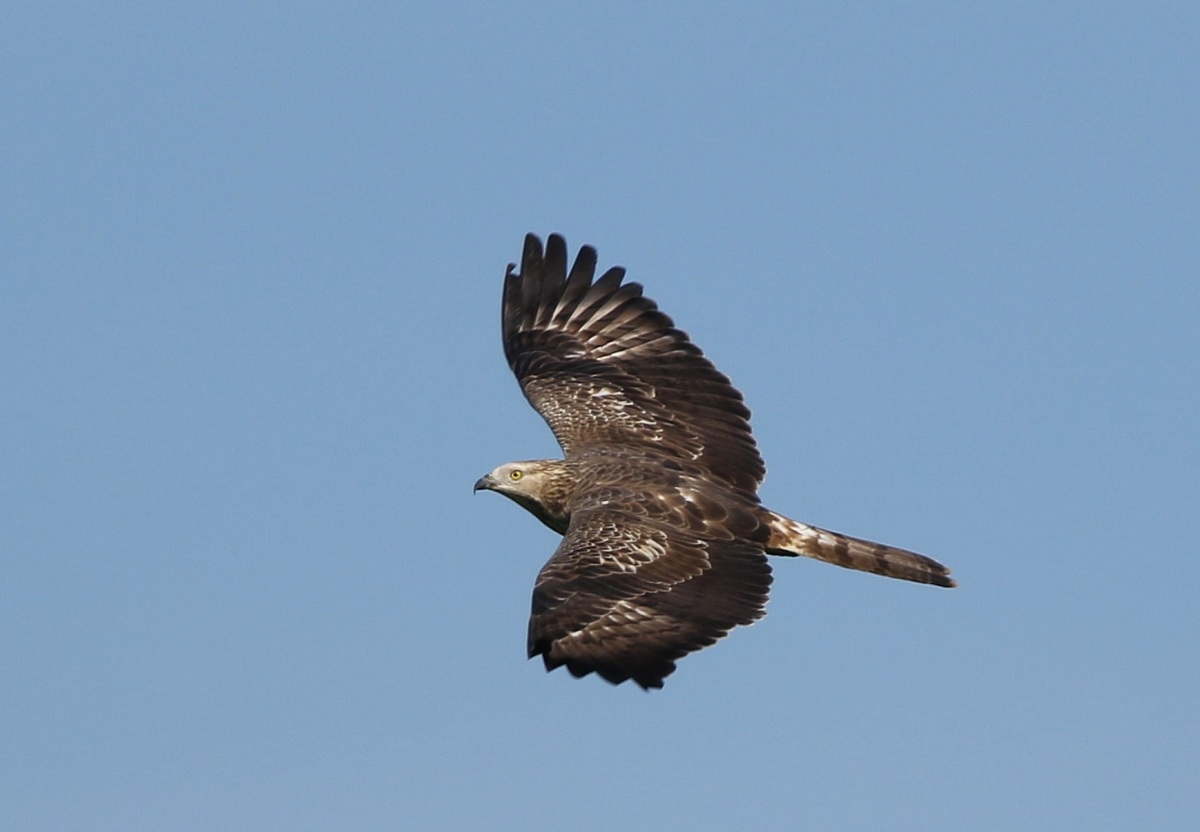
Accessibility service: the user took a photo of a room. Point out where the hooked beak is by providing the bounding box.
[473,474,494,494]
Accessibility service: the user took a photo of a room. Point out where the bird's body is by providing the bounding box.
[476,234,954,689]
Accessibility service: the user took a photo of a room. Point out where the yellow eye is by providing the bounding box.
[509,469,523,481]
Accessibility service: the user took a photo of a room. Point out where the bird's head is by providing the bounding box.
[473,460,573,533]
[473,460,553,498]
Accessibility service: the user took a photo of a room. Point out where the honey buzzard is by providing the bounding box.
[475,234,954,689]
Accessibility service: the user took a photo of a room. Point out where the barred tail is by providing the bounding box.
[764,511,956,588]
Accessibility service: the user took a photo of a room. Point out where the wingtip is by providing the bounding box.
[521,233,544,270]
[531,641,670,690]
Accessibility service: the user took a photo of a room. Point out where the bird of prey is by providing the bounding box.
[475,233,955,689]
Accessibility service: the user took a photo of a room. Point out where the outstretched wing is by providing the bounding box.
[528,500,772,689]
[503,233,765,497]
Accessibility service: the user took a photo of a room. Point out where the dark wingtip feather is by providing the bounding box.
[544,234,568,280]
[522,232,544,266]
[567,244,598,285]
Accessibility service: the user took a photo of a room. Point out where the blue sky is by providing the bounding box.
[3,4,1197,830]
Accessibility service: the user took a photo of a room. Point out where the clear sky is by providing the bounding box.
[3,4,1197,830]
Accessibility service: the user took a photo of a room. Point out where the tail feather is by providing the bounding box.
[764,511,956,588]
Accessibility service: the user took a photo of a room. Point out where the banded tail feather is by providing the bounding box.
[764,512,956,588]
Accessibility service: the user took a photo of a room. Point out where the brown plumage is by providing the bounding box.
[475,233,955,689]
